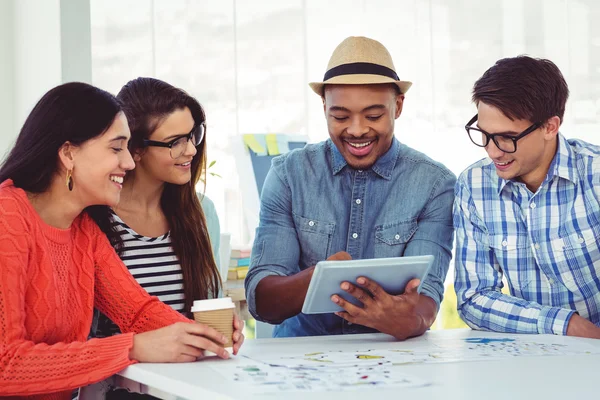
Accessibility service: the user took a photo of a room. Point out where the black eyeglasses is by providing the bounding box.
[465,115,542,154]
[142,122,205,159]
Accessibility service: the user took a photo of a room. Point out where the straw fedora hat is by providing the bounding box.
[309,36,412,96]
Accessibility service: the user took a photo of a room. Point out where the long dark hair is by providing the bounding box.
[91,77,221,310]
[0,82,122,193]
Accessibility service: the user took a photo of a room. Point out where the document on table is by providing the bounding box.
[252,335,600,368]
[210,335,600,393]
[212,356,431,393]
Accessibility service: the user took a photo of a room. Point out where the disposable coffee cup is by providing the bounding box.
[191,297,235,356]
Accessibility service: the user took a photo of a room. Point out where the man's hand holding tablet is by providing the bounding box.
[303,252,437,340]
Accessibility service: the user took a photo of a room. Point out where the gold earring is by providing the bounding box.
[66,169,73,191]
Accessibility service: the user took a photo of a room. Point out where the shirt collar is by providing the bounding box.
[550,133,578,184]
[329,137,400,180]
[497,133,577,194]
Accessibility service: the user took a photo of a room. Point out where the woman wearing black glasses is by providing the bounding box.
[86,78,244,399]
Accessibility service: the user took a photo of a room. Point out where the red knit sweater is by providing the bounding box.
[0,180,190,400]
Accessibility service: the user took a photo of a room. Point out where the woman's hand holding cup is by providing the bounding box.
[129,321,230,363]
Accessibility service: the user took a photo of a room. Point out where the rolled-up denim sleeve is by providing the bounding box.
[244,158,301,323]
[404,170,456,308]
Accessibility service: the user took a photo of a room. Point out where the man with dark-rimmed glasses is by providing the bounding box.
[454,56,600,339]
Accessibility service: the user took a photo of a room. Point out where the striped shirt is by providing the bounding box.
[454,134,600,335]
[94,212,185,338]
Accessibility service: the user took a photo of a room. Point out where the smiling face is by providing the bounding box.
[476,101,559,191]
[67,112,135,207]
[324,84,403,170]
[134,107,199,186]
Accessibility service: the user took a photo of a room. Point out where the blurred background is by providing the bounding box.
[2,0,599,331]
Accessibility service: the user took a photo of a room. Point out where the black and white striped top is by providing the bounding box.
[94,212,185,338]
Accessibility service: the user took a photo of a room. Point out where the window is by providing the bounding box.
[91,1,600,328]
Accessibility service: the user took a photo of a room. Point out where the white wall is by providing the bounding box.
[14,0,62,130]
[0,0,16,159]
[60,0,92,83]
[0,0,92,160]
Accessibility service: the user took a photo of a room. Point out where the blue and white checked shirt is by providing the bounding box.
[454,134,600,335]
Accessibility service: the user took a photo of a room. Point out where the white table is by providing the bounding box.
[117,329,600,400]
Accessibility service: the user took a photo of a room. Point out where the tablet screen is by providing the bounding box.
[302,255,434,314]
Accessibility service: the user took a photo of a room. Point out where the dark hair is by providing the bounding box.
[91,77,221,311]
[472,55,569,124]
[0,82,122,191]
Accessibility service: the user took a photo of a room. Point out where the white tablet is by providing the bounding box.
[301,255,434,314]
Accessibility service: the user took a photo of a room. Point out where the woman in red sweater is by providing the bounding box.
[0,82,235,400]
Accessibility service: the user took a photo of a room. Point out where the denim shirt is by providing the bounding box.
[245,138,456,337]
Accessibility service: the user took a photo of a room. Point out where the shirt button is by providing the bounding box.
[308,221,315,227]
[530,202,536,209]
[347,321,353,325]
[352,233,358,239]
[535,243,540,250]
[578,236,585,244]
[502,240,508,247]
[358,170,363,173]
[395,234,400,240]
[355,199,362,205]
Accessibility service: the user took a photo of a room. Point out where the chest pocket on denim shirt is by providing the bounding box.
[293,213,336,268]
[374,219,417,258]
[488,234,532,294]
[548,227,600,293]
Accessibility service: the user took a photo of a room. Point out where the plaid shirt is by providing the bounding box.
[454,134,600,335]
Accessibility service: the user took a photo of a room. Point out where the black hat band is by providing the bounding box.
[323,62,399,81]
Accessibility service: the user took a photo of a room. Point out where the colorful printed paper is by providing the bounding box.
[213,356,430,393]
[211,335,600,393]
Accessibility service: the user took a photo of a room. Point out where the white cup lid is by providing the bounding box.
[191,297,235,312]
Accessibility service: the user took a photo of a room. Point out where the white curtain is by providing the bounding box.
[91,0,600,246]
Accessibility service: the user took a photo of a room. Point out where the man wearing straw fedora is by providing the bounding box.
[245,36,456,339]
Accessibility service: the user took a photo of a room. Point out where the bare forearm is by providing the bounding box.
[566,314,600,339]
[396,295,438,340]
[255,267,314,322]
